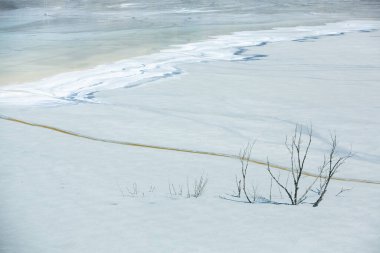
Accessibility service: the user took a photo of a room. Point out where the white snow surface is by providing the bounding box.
[1,22,380,253]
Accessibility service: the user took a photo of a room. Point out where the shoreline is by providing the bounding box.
[1,15,378,86]
[0,19,379,106]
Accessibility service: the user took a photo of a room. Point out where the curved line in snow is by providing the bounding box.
[0,114,379,185]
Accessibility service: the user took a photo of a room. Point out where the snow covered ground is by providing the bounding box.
[1,21,380,252]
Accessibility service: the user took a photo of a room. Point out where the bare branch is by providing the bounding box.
[313,135,352,207]
[267,159,295,205]
[336,187,352,196]
[239,142,255,203]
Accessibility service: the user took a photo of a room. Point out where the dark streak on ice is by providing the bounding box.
[359,29,377,33]
[255,42,268,47]
[84,92,96,100]
[243,54,267,61]
[234,47,268,61]
[325,32,345,36]
[293,35,319,42]
[234,48,247,56]
[235,54,268,61]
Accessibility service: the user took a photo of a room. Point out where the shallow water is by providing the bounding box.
[1,0,380,85]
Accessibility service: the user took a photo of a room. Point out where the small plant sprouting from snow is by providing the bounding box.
[118,182,156,198]
[117,176,208,200]
[169,175,208,199]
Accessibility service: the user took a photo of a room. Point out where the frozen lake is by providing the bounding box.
[1,0,379,85]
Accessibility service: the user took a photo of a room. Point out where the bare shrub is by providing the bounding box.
[312,135,352,207]
[267,125,352,206]
[121,182,145,197]
[266,126,315,205]
[251,184,259,202]
[192,175,208,198]
[118,183,156,198]
[233,175,242,198]
[149,186,156,193]
[168,183,183,197]
[233,142,258,203]
[127,182,140,197]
